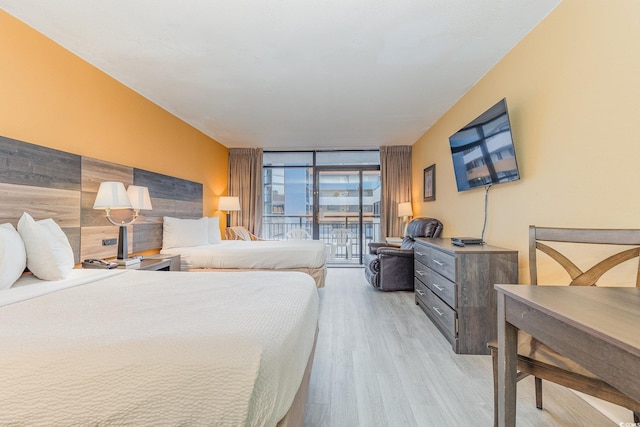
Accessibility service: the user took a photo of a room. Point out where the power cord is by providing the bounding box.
[480,184,493,244]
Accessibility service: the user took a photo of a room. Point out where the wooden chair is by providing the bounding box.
[489,226,640,425]
[225,226,262,241]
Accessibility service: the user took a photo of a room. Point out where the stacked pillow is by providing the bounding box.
[0,223,27,290]
[2,213,224,287]
[17,212,75,281]
[0,212,76,288]
[208,216,222,244]
[162,216,222,249]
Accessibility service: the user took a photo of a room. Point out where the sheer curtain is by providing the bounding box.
[380,145,412,239]
[228,148,263,236]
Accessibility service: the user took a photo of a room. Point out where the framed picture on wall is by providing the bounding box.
[423,164,436,201]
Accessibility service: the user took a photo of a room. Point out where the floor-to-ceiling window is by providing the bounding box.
[263,150,380,264]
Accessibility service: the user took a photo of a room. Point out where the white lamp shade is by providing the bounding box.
[127,185,153,210]
[93,182,132,209]
[219,196,241,211]
[398,202,413,217]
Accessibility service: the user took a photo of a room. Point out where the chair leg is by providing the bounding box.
[535,377,543,410]
[491,348,498,427]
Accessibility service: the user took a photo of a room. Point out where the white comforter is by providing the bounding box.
[162,239,328,270]
[0,269,318,426]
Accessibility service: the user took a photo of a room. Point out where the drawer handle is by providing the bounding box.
[416,290,425,296]
[415,251,425,256]
[416,270,425,276]
[433,307,444,316]
[432,259,444,266]
[432,283,444,291]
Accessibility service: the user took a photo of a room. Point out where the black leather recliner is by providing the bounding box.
[364,217,443,291]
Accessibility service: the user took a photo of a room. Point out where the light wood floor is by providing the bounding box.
[303,267,617,426]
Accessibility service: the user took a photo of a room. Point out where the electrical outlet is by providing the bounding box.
[102,238,117,246]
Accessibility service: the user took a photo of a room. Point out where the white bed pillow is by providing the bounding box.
[208,216,222,244]
[0,223,27,289]
[163,216,209,249]
[17,212,74,281]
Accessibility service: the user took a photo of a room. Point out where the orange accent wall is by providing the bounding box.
[0,10,228,217]
[412,0,640,285]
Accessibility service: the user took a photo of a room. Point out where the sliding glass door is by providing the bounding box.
[263,150,380,264]
[315,168,380,264]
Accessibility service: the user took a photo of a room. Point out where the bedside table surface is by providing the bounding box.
[143,254,181,271]
[118,258,171,271]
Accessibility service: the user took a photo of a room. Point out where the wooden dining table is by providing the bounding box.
[495,284,640,427]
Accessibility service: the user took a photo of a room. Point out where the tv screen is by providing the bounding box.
[449,98,520,192]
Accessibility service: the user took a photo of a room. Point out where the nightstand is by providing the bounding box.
[143,254,181,271]
[119,258,171,271]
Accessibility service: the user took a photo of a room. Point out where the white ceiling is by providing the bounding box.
[1,1,560,150]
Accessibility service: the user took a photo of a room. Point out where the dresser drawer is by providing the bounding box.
[415,260,457,308]
[414,260,430,285]
[425,247,455,282]
[415,283,457,346]
[414,277,430,304]
[414,243,430,267]
[423,267,456,309]
[425,288,456,337]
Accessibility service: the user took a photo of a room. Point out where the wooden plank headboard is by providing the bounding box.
[0,136,203,262]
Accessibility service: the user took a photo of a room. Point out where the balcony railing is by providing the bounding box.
[262,215,381,263]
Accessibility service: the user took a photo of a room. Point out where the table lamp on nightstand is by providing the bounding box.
[398,201,413,237]
[219,196,241,227]
[93,182,153,264]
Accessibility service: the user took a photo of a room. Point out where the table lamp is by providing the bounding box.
[219,196,241,227]
[93,182,152,263]
[398,201,413,237]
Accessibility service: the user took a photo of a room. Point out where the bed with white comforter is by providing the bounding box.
[0,269,318,426]
[161,217,328,287]
[164,239,327,270]
[162,240,328,287]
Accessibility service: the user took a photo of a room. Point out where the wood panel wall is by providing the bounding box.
[0,136,203,263]
[130,168,203,253]
[0,136,81,261]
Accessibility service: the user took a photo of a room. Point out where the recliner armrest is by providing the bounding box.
[368,242,398,254]
[377,247,413,258]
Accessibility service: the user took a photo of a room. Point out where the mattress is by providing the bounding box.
[162,239,328,270]
[0,269,319,426]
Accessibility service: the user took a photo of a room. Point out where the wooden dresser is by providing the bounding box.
[414,238,518,355]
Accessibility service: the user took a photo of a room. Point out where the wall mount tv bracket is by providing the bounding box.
[451,237,484,247]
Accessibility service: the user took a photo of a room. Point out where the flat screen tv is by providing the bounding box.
[448,98,520,192]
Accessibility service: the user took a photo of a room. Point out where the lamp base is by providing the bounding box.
[115,224,140,265]
[117,224,129,260]
[226,212,231,228]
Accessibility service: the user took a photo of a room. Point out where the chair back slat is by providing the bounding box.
[569,247,640,286]
[530,225,640,287]
[532,227,640,245]
[535,242,583,282]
